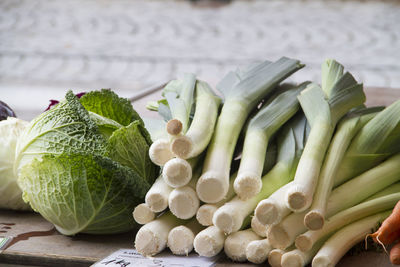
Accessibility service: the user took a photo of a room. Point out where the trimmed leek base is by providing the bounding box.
[135,212,182,256]
[194,226,226,257]
[145,175,173,213]
[224,229,262,262]
[196,204,218,226]
[281,249,307,267]
[234,171,262,200]
[303,209,325,230]
[267,209,312,250]
[286,180,315,213]
[166,119,183,136]
[133,203,155,225]
[149,139,174,166]
[170,135,193,159]
[255,183,292,225]
[251,216,268,237]
[281,241,322,267]
[213,195,258,234]
[312,211,390,267]
[168,186,200,219]
[268,248,286,267]
[196,171,229,204]
[246,239,272,264]
[167,219,204,256]
[163,158,192,188]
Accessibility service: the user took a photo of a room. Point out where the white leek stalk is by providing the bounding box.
[162,157,199,188]
[167,218,205,256]
[170,81,221,159]
[224,229,262,262]
[305,107,380,230]
[168,167,201,219]
[286,60,365,212]
[251,215,268,237]
[196,173,236,226]
[193,225,226,257]
[133,203,156,225]
[196,58,303,203]
[268,157,400,249]
[135,212,185,256]
[312,211,390,267]
[213,114,308,234]
[255,182,293,225]
[295,193,400,252]
[234,84,306,199]
[246,238,272,264]
[335,99,400,184]
[145,174,173,212]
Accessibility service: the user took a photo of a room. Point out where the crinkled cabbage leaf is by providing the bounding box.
[15,89,158,235]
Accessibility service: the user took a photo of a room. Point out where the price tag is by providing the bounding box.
[92,249,220,267]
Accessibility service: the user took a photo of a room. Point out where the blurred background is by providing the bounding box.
[1,0,399,120]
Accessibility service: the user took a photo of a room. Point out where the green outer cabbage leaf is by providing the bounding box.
[19,153,150,235]
[107,121,157,184]
[16,90,157,235]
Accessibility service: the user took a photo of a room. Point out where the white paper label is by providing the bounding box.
[92,249,220,267]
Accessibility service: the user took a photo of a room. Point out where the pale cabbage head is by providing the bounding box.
[0,117,31,210]
[15,90,158,235]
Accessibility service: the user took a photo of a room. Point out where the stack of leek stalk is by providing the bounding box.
[133,57,400,267]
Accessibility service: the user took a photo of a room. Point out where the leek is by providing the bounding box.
[196,57,304,203]
[161,73,196,134]
[162,157,199,188]
[224,229,262,262]
[234,83,307,199]
[193,225,226,257]
[246,238,272,264]
[269,247,290,267]
[268,158,400,249]
[213,114,308,234]
[148,139,175,166]
[170,81,221,159]
[167,218,204,256]
[196,173,236,226]
[305,107,382,230]
[312,211,390,267]
[286,59,366,212]
[133,203,156,225]
[145,174,172,212]
[295,193,400,252]
[255,182,294,225]
[281,240,324,267]
[251,215,268,237]
[335,99,400,185]
[134,212,185,256]
[168,166,201,219]
[147,74,196,165]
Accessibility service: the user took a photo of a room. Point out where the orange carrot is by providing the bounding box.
[391,241,400,265]
[368,200,400,246]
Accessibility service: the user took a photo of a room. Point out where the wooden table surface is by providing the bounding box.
[0,86,399,267]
